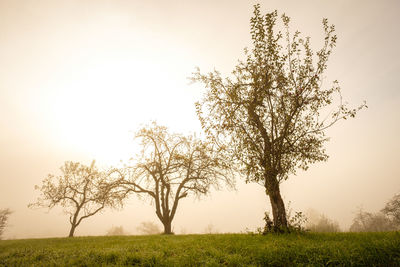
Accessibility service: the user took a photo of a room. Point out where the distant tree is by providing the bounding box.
[179,227,188,235]
[306,214,340,233]
[349,208,396,232]
[106,225,128,236]
[136,221,161,235]
[0,208,12,239]
[191,4,366,231]
[305,209,340,232]
[113,123,234,234]
[204,223,218,234]
[29,161,126,237]
[382,193,400,227]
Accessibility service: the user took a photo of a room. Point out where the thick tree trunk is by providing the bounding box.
[265,174,288,232]
[268,187,288,231]
[163,219,173,235]
[68,224,77,237]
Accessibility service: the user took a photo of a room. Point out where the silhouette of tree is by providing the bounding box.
[0,208,12,239]
[136,221,161,235]
[113,123,233,234]
[106,225,128,236]
[350,208,396,232]
[204,223,218,234]
[305,210,341,232]
[29,161,126,237]
[382,193,400,227]
[192,4,366,231]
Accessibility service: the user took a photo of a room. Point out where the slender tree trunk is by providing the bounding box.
[265,174,288,231]
[68,224,77,237]
[163,219,173,234]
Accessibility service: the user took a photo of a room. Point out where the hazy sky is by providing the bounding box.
[1,0,399,239]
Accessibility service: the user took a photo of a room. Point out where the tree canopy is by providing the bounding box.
[113,123,234,234]
[29,161,126,237]
[192,4,365,230]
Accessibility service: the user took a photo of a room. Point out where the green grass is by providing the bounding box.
[1,232,399,266]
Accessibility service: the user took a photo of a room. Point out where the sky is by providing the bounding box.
[0,0,399,239]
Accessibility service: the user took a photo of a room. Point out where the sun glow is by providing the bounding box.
[45,56,194,166]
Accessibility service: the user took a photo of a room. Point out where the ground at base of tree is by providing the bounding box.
[1,232,399,266]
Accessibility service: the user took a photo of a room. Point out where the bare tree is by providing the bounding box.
[0,208,12,239]
[29,161,126,237]
[136,221,161,235]
[191,4,366,231]
[113,123,234,234]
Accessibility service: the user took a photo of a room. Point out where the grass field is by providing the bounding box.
[1,232,400,266]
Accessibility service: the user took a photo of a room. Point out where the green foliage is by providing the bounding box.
[259,210,308,234]
[288,211,308,232]
[192,4,365,185]
[1,233,399,266]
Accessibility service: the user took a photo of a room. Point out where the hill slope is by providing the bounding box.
[1,232,400,266]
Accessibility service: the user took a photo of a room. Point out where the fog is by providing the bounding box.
[0,0,399,239]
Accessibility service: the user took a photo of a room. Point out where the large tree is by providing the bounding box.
[192,4,366,231]
[29,161,126,237]
[113,123,233,234]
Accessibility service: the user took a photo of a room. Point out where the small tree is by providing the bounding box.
[191,4,365,231]
[114,123,233,234]
[29,161,126,237]
[307,215,340,233]
[136,221,161,235]
[106,225,128,236]
[305,209,340,232]
[382,193,400,227]
[204,223,218,234]
[0,208,12,240]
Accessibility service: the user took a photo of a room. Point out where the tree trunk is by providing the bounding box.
[268,187,288,231]
[163,219,173,234]
[68,224,76,237]
[265,174,288,231]
[69,207,80,237]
